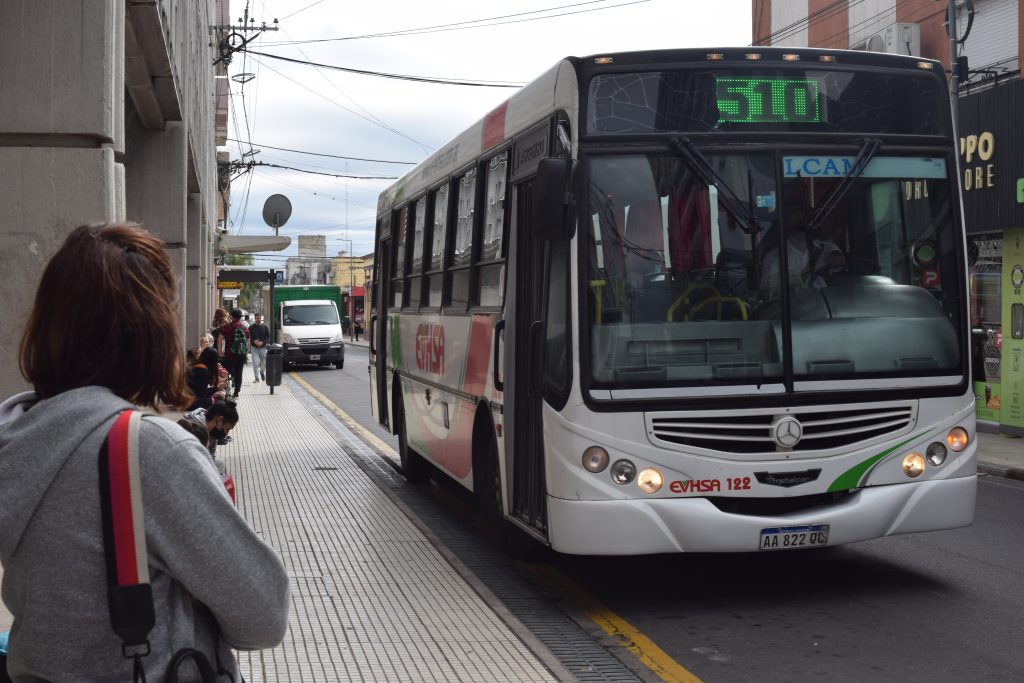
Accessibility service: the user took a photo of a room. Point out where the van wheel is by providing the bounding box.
[334,359,344,369]
[395,397,432,483]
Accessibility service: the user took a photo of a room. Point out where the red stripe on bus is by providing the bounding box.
[107,411,139,586]
[463,315,494,396]
[482,103,508,151]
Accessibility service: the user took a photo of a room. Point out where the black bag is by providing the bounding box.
[0,653,12,683]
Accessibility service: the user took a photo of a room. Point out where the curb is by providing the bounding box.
[978,463,1024,482]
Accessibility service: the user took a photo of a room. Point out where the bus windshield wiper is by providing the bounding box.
[807,137,882,233]
[670,137,760,234]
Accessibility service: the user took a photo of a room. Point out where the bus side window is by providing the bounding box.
[408,196,426,309]
[447,169,477,310]
[477,152,509,308]
[391,205,409,309]
[426,184,449,308]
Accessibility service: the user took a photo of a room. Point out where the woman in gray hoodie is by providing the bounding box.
[0,223,289,681]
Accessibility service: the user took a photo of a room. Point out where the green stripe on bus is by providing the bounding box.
[827,431,927,493]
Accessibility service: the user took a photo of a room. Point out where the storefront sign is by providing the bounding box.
[958,80,1024,234]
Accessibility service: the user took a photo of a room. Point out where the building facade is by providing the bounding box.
[0,0,228,397]
[752,0,1024,434]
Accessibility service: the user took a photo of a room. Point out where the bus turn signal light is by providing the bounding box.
[946,427,969,452]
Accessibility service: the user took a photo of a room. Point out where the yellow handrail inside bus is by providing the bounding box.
[667,283,718,321]
[690,296,749,321]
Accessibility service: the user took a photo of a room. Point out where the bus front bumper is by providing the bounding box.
[545,474,976,555]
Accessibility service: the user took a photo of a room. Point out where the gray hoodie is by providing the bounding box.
[0,386,289,682]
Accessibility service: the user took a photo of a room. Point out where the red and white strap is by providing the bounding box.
[104,410,149,586]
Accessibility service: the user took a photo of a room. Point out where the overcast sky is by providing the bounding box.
[225,0,754,267]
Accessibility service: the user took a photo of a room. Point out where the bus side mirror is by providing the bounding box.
[535,158,577,241]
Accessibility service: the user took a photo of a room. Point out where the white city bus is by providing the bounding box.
[369,47,976,554]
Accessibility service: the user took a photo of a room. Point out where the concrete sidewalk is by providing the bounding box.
[225,377,560,682]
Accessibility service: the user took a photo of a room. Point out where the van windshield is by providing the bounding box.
[282,304,339,326]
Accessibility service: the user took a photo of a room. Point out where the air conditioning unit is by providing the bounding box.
[864,23,921,56]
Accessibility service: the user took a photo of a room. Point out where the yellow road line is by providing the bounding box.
[288,372,398,456]
[524,564,703,683]
[291,374,698,682]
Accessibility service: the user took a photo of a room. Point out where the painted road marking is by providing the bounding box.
[291,371,700,682]
[288,372,398,457]
[523,564,703,683]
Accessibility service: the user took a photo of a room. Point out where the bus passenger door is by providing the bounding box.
[507,177,549,534]
[371,231,392,429]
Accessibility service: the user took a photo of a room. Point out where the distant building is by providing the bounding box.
[286,235,330,284]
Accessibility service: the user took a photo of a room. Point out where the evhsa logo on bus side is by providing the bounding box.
[415,323,446,375]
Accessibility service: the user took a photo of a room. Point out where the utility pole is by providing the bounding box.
[213,2,279,66]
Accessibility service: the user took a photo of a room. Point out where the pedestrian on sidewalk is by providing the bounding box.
[210,307,230,356]
[249,312,271,383]
[0,222,288,682]
[218,309,249,399]
[186,346,226,410]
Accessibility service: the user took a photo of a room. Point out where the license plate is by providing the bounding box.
[308,354,320,361]
[759,524,829,551]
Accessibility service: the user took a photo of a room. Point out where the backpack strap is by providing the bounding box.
[99,410,156,670]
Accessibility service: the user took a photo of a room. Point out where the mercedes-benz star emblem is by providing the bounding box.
[773,416,803,448]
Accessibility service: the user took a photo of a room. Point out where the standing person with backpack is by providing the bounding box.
[218,309,249,399]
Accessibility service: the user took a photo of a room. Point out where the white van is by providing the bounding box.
[278,299,345,369]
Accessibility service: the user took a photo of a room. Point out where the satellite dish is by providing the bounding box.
[262,194,292,232]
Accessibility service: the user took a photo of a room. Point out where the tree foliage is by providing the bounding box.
[224,254,261,311]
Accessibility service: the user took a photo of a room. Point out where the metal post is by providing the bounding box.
[269,269,276,343]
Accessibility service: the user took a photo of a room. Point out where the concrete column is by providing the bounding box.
[186,193,204,349]
[0,149,117,396]
[124,121,188,346]
[0,0,123,398]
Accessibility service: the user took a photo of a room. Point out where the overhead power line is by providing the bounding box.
[243,50,524,87]
[244,160,398,180]
[225,137,416,164]
[266,0,648,45]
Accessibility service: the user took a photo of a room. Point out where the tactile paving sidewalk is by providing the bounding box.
[222,380,558,683]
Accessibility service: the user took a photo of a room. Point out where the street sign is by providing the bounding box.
[218,281,243,289]
[276,270,284,283]
[218,268,274,283]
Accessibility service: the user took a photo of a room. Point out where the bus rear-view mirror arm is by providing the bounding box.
[535,158,578,241]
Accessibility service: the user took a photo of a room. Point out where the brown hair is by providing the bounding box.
[19,222,192,409]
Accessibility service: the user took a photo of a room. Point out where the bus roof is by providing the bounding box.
[377,47,945,215]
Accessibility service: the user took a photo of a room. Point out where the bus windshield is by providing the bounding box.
[585,149,963,391]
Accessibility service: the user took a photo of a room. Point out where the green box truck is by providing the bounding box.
[261,284,345,369]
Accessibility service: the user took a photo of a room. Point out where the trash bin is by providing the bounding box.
[266,343,283,395]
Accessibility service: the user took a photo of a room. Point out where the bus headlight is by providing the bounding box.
[926,442,948,467]
[637,468,664,494]
[946,427,969,452]
[902,452,926,478]
[582,447,610,473]
[610,459,636,485]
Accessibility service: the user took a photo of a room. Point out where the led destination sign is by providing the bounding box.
[716,77,821,124]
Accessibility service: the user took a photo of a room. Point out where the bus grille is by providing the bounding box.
[648,402,916,457]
